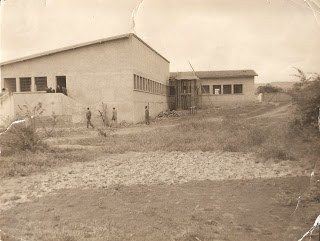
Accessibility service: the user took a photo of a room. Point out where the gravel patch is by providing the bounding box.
[0,151,307,212]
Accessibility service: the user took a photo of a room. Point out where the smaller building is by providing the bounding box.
[169,70,258,109]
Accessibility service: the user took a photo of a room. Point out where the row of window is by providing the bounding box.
[133,74,167,95]
[4,77,48,92]
[201,84,243,95]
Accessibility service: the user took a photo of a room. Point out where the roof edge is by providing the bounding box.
[170,70,258,79]
[0,33,169,66]
[131,34,170,63]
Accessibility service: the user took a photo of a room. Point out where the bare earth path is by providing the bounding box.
[0,151,307,212]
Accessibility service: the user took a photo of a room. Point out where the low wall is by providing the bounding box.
[258,92,292,103]
[0,92,81,127]
[0,91,169,127]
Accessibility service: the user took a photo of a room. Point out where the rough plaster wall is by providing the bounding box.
[260,92,292,102]
[0,38,136,123]
[0,94,14,126]
[200,77,255,106]
[0,36,172,124]
[131,36,170,122]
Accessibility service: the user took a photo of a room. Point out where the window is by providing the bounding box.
[139,76,143,91]
[136,75,139,90]
[148,79,151,92]
[20,77,31,92]
[4,78,16,92]
[143,78,146,91]
[169,86,176,96]
[223,85,232,94]
[201,85,210,94]
[234,84,243,94]
[35,77,47,91]
[213,85,221,95]
[134,75,137,89]
[182,80,191,93]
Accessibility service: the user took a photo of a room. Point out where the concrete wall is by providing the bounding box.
[199,77,255,107]
[0,92,77,127]
[1,36,165,124]
[258,92,292,103]
[1,38,134,124]
[0,93,14,126]
[131,36,170,122]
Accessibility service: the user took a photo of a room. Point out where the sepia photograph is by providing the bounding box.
[0,0,320,240]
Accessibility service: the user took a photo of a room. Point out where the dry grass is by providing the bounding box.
[70,116,320,163]
[0,149,98,178]
[1,103,319,178]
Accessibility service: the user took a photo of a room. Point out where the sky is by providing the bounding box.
[0,0,320,83]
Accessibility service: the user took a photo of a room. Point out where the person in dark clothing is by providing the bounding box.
[111,107,117,127]
[86,107,94,129]
[145,106,150,125]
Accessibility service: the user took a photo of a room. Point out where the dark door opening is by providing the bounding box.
[56,76,66,89]
[56,76,66,94]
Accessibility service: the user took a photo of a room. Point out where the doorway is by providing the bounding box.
[56,76,66,89]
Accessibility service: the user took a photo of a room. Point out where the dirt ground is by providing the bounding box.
[0,151,307,212]
[0,151,317,241]
[0,177,319,241]
[0,103,319,241]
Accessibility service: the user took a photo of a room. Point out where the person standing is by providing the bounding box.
[86,107,94,129]
[145,106,150,125]
[111,107,117,127]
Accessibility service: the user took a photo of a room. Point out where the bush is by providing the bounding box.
[290,69,320,129]
[0,121,44,154]
[256,84,284,94]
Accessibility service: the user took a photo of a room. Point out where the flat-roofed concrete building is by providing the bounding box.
[0,33,170,125]
[169,70,258,109]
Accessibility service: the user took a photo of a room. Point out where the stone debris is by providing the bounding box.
[156,110,180,119]
[119,120,130,127]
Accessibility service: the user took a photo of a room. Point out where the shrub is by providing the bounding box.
[0,102,56,154]
[290,69,320,129]
[256,84,284,94]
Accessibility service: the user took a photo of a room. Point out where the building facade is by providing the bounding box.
[0,33,258,127]
[169,70,257,109]
[0,34,170,125]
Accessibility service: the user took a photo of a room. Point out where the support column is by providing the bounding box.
[31,77,36,92]
[16,78,20,92]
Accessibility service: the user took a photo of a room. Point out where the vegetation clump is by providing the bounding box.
[290,68,320,129]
